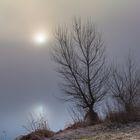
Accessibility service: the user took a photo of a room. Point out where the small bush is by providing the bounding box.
[20,113,54,140]
[105,110,140,124]
[64,106,88,130]
[64,119,102,131]
[23,114,49,133]
[64,120,87,131]
[20,129,54,140]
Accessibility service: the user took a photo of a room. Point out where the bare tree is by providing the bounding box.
[53,19,109,123]
[109,55,140,113]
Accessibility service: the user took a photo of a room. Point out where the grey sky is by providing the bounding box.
[0,0,140,139]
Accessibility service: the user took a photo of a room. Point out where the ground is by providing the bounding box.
[48,122,140,140]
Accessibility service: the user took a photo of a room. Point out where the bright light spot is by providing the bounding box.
[34,105,45,117]
[32,105,52,122]
[37,106,44,114]
[33,32,47,45]
[33,105,46,118]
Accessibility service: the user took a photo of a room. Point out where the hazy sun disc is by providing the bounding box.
[36,105,44,114]
[34,105,45,117]
[33,32,47,44]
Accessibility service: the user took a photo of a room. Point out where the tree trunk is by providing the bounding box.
[84,109,99,125]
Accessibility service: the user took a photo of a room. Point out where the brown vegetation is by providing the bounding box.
[20,114,54,140]
[20,129,54,140]
[105,110,140,124]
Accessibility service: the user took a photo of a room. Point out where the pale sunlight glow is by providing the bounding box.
[36,105,44,114]
[33,32,48,45]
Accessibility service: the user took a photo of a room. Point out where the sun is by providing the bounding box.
[34,105,45,117]
[33,32,47,45]
[36,105,44,114]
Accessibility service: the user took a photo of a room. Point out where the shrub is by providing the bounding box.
[103,100,140,125]
[64,120,87,131]
[105,110,140,124]
[20,113,54,140]
[20,129,54,140]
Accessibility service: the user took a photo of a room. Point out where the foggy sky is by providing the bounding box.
[0,0,140,139]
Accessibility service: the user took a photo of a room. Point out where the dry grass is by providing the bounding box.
[105,110,140,125]
[20,129,54,140]
[20,114,54,140]
[52,122,140,140]
[64,121,88,131]
[80,122,140,140]
[64,119,102,131]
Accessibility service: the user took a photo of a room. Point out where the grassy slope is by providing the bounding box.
[51,122,140,140]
